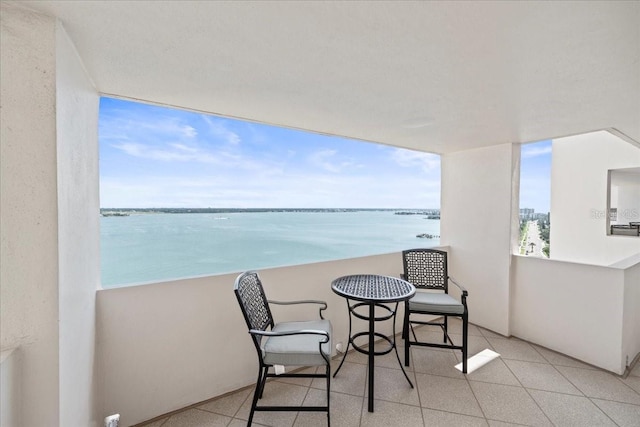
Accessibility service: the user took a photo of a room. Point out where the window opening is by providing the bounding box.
[519,140,551,257]
[99,97,441,287]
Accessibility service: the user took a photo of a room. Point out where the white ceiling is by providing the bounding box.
[19,0,640,154]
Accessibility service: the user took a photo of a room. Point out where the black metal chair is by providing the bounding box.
[401,249,469,373]
[234,271,332,426]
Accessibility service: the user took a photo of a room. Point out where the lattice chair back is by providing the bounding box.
[234,271,275,348]
[402,248,448,292]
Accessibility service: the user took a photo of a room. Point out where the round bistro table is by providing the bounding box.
[331,274,416,412]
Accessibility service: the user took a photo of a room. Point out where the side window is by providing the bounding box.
[608,168,640,236]
[519,141,551,258]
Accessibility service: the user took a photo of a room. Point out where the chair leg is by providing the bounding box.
[404,320,411,367]
[258,366,269,399]
[326,363,331,427]
[402,302,408,340]
[248,366,266,426]
[462,313,468,374]
[443,316,448,343]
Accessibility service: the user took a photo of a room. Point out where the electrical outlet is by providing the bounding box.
[105,414,120,427]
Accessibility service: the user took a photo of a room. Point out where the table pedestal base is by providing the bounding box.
[333,300,414,412]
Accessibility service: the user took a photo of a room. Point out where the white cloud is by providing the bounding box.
[522,145,552,158]
[309,149,341,173]
[170,143,198,153]
[203,116,241,145]
[111,142,222,165]
[390,149,440,172]
[181,125,197,138]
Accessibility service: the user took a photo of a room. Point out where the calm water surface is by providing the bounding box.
[101,211,440,287]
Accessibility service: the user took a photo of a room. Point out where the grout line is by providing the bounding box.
[586,397,625,426]
[465,362,488,423]
[499,354,555,426]
[232,385,253,420]
[409,346,428,426]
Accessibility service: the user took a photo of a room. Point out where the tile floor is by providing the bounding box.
[137,319,640,426]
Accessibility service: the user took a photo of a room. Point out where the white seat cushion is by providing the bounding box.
[409,291,464,315]
[263,319,332,366]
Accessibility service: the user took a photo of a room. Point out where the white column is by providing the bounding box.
[56,19,101,427]
[441,143,520,335]
[1,4,100,426]
[1,4,60,425]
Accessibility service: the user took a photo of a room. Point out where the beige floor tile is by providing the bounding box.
[448,318,484,336]
[422,408,489,426]
[294,389,362,427]
[487,421,529,426]
[359,399,425,427]
[275,366,320,387]
[411,347,465,379]
[364,365,419,406]
[197,388,251,417]
[415,373,483,417]
[486,338,546,363]
[416,317,483,337]
[162,408,231,427]
[410,329,459,353]
[343,339,411,371]
[138,418,168,427]
[555,366,640,405]
[235,381,307,427]
[531,345,598,370]
[592,399,640,427]
[528,389,616,426]
[478,327,508,340]
[465,358,520,386]
[451,333,494,357]
[503,359,582,395]
[630,363,640,377]
[314,361,366,396]
[228,419,263,427]
[469,381,552,426]
[621,375,640,394]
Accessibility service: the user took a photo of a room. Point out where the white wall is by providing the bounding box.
[551,131,640,265]
[441,143,520,335]
[96,251,429,426]
[1,4,100,426]
[0,348,21,427]
[55,20,100,427]
[511,255,634,374]
[622,257,640,371]
[0,5,60,425]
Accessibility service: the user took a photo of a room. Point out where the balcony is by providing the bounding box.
[85,250,640,426]
[2,2,640,426]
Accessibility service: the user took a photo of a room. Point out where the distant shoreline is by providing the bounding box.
[100,208,441,215]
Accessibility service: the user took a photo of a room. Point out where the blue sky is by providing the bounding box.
[99,97,441,209]
[99,97,551,212]
[520,140,552,213]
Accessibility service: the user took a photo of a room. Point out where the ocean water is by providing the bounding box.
[100,211,440,288]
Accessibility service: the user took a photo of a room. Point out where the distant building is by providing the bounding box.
[520,208,535,220]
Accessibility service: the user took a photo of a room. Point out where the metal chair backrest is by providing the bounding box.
[402,248,448,292]
[234,271,275,348]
